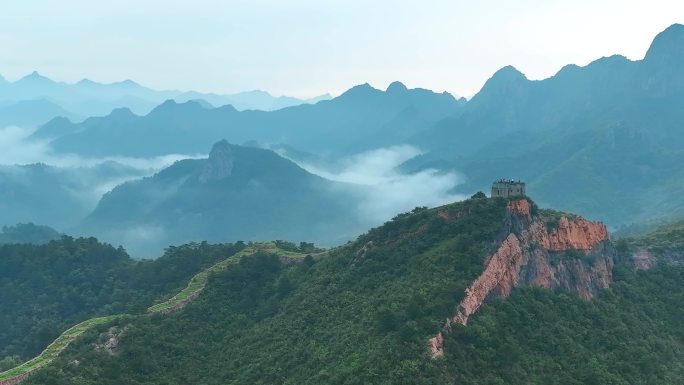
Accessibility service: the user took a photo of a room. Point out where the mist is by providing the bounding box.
[0,125,204,169]
[0,124,205,233]
[290,145,467,224]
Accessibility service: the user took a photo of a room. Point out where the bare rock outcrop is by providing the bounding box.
[94,326,127,356]
[632,248,657,270]
[430,199,614,358]
[199,140,234,182]
[542,217,609,251]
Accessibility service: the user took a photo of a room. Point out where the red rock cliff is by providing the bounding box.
[429,199,614,358]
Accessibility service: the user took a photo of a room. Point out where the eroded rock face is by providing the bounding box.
[199,140,234,182]
[93,326,127,356]
[429,199,614,358]
[633,249,657,270]
[451,233,525,327]
[507,198,531,217]
[543,217,609,251]
[429,332,445,358]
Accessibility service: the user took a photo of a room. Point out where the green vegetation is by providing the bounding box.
[5,197,684,384]
[23,197,510,385]
[148,243,307,313]
[0,240,304,383]
[623,219,684,255]
[443,263,684,384]
[0,237,244,360]
[0,223,61,245]
[0,316,124,381]
[537,208,576,233]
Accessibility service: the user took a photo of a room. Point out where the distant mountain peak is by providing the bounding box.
[114,79,140,87]
[240,89,273,97]
[491,65,527,81]
[20,71,52,83]
[473,65,528,99]
[386,81,408,93]
[109,107,135,118]
[338,82,380,99]
[310,93,332,100]
[76,78,98,86]
[200,140,234,182]
[643,23,684,64]
[188,99,214,109]
[352,82,374,90]
[149,99,177,113]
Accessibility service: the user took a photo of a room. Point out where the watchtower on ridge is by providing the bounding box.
[491,179,526,198]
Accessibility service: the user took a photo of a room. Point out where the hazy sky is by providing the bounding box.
[1,0,682,97]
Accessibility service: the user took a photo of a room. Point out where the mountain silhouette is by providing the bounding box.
[42,83,464,157]
[78,140,365,256]
[407,23,684,228]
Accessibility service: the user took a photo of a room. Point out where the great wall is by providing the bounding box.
[0,242,307,385]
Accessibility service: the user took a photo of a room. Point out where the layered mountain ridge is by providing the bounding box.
[0,71,330,119]
[38,82,463,157]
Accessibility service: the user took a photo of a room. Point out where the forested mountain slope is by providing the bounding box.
[78,140,363,257]
[0,237,244,362]
[14,196,682,385]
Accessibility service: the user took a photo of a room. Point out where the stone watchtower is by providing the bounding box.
[491,179,526,198]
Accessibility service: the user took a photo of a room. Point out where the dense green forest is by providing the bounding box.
[443,263,684,384]
[622,219,684,255]
[4,196,683,385]
[0,223,61,245]
[23,197,510,385]
[0,237,244,364]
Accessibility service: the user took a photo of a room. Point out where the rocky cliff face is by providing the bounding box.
[430,199,614,358]
[199,140,234,183]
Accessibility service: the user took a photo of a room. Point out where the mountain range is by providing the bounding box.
[2,22,684,385]
[405,23,684,228]
[24,23,684,233]
[36,81,464,157]
[0,71,331,127]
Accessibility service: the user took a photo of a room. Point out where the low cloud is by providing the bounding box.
[0,125,205,232]
[292,145,467,224]
[0,125,203,169]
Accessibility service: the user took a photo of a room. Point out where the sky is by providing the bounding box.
[1,0,683,98]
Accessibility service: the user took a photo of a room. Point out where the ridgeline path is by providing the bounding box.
[0,242,309,385]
